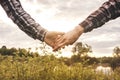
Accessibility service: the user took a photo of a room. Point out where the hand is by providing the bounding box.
[53,25,84,51]
[44,31,65,49]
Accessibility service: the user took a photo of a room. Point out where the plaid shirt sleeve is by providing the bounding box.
[80,0,120,33]
[0,0,47,41]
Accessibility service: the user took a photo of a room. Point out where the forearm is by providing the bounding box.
[80,0,120,33]
[0,0,47,41]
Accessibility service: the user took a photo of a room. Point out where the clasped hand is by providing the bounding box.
[44,25,84,51]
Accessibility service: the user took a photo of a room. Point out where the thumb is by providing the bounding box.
[53,42,65,51]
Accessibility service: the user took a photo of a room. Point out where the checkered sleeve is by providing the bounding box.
[0,0,47,41]
[80,0,120,32]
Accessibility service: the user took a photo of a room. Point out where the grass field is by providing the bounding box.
[0,55,120,80]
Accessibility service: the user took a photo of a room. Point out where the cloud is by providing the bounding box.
[35,0,106,19]
[0,0,119,57]
[80,18,120,56]
[0,21,40,48]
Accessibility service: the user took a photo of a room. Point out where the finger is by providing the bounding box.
[52,37,62,49]
[55,38,64,48]
[53,41,66,51]
[53,44,64,51]
[54,35,66,50]
[54,35,63,47]
[54,32,65,43]
[57,35,62,40]
[53,45,65,52]
[56,35,66,43]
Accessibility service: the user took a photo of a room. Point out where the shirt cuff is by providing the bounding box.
[36,26,48,42]
[79,20,93,33]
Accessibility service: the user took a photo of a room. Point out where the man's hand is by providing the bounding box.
[44,31,65,49]
[53,25,84,51]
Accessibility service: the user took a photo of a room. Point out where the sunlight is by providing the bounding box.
[0,0,119,57]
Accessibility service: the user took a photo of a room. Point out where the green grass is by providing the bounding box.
[0,55,120,80]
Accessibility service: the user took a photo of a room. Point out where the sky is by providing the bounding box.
[0,0,120,57]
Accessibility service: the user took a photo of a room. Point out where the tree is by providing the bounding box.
[113,46,120,57]
[111,46,120,70]
[72,42,92,57]
[70,42,93,65]
[0,46,8,55]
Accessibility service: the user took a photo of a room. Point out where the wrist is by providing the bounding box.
[74,25,84,35]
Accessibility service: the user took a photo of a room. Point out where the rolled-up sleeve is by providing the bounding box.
[0,0,47,41]
[80,0,120,33]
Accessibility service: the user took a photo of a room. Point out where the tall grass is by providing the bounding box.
[0,55,120,80]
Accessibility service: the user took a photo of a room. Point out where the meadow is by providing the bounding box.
[0,45,120,80]
[0,55,120,80]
